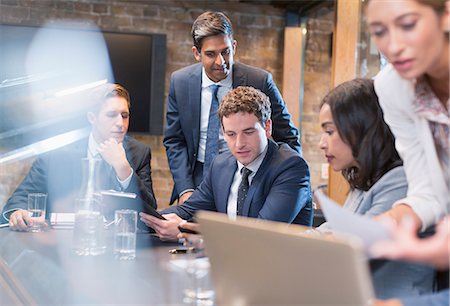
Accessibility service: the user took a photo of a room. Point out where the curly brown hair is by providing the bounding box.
[218,86,271,126]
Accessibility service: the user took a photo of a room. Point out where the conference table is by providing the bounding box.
[0,226,213,305]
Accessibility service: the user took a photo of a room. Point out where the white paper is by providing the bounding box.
[315,190,391,252]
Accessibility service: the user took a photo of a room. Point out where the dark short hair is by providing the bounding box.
[219,86,271,127]
[321,78,402,191]
[89,83,130,113]
[191,11,233,51]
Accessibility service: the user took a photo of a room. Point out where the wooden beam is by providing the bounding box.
[282,27,304,128]
[328,0,361,204]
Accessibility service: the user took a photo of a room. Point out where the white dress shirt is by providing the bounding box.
[197,68,233,163]
[227,145,268,220]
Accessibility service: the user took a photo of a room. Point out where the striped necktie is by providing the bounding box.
[203,84,220,176]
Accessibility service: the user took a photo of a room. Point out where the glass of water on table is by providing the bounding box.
[114,209,137,260]
[27,193,47,232]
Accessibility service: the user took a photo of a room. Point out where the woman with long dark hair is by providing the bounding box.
[318,78,434,299]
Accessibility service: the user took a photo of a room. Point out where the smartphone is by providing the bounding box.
[177,225,199,235]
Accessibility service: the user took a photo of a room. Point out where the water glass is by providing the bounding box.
[27,193,47,232]
[114,209,137,260]
[183,236,215,305]
[73,197,106,256]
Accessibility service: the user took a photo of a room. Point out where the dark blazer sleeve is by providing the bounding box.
[255,151,312,225]
[1,157,48,222]
[161,168,217,220]
[163,72,196,198]
[124,138,157,210]
[239,63,301,154]
[261,73,301,154]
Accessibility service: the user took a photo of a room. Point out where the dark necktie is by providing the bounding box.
[203,84,220,176]
[237,167,252,216]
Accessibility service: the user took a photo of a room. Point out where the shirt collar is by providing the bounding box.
[88,133,100,158]
[237,143,269,175]
[201,66,233,88]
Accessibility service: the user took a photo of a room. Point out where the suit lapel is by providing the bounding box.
[232,63,247,88]
[190,64,203,151]
[68,138,90,197]
[241,141,277,217]
[218,158,237,213]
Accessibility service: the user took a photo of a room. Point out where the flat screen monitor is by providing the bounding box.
[0,23,166,154]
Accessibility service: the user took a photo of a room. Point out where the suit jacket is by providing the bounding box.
[163,140,312,226]
[1,135,156,222]
[164,62,301,203]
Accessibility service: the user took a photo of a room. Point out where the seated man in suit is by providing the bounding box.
[141,86,312,240]
[2,83,157,231]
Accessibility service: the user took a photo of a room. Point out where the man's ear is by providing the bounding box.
[87,112,96,125]
[265,118,273,138]
[232,39,237,55]
[192,46,201,62]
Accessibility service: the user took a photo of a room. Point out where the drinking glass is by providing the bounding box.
[114,209,137,260]
[27,193,47,232]
[183,236,215,305]
[73,197,106,256]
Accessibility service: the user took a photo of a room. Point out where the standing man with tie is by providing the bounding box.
[164,11,301,205]
[141,86,312,240]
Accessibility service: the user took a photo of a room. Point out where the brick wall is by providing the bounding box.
[0,0,288,209]
[301,7,335,192]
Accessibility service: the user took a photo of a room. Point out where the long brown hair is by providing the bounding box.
[321,78,402,191]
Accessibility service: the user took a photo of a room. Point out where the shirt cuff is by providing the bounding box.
[117,168,133,190]
[179,189,195,198]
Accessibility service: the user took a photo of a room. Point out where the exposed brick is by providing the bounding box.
[0,5,29,22]
[73,2,91,13]
[92,3,107,14]
[20,0,54,9]
[55,1,75,11]
[99,15,131,28]
[0,0,20,5]
[143,6,159,18]
[132,17,164,33]
[111,4,143,17]
[239,14,270,28]
[270,15,285,28]
[159,6,187,21]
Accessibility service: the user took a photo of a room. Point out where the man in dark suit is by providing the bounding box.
[2,83,157,230]
[141,86,312,240]
[164,11,301,205]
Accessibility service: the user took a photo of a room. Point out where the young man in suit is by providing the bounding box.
[164,11,301,205]
[141,86,312,240]
[2,83,157,231]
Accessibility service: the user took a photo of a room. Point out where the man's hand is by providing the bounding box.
[97,138,132,180]
[139,212,184,241]
[177,221,201,240]
[178,191,193,205]
[9,209,40,231]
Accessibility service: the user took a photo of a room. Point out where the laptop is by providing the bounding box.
[197,211,375,306]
